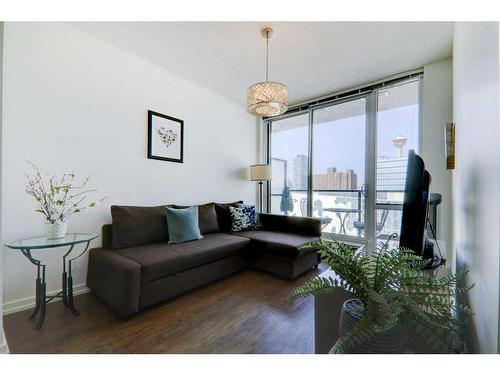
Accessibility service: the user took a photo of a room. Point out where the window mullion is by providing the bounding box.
[365,92,378,253]
[265,119,271,213]
[307,107,314,217]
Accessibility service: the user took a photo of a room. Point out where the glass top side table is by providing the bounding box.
[5,233,98,329]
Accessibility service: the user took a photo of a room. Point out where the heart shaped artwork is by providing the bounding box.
[148,110,183,163]
[157,127,178,148]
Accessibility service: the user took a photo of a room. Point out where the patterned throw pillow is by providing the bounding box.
[229,204,257,232]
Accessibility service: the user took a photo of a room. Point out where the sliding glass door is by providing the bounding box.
[311,97,367,239]
[266,76,421,245]
[269,113,309,217]
[375,80,420,239]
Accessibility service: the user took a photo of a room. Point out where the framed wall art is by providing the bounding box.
[148,110,184,163]
[445,122,455,170]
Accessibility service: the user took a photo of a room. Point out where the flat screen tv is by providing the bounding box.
[399,150,432,258]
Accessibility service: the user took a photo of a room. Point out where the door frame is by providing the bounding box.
[308,92,372,244]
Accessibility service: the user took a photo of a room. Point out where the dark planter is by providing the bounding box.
[335,299,406,354]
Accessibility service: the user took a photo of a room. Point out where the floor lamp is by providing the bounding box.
[249,164,272,213]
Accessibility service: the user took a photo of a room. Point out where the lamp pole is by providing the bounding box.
[249,164,272,214]
[258,180,264,213]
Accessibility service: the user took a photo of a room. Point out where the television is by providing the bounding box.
[399,150,442,268]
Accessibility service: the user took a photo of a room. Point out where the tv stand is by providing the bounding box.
[422,239,446,270]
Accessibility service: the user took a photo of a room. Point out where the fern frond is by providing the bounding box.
[289,276,347,301]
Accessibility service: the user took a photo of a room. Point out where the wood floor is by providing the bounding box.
[3,266,326,354]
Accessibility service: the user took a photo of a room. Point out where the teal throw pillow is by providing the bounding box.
[165,206,203,244]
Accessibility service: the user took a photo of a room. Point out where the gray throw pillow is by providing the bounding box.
[165,206,203,244]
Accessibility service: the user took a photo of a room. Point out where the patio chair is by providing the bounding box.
[353,209,389,236]
[300,198,333,230]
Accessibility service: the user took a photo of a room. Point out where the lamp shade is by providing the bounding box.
[249,164,272,181]
[246,28,288,118]
[247,81,288,117]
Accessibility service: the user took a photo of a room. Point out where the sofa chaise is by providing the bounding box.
[87,202,321,317]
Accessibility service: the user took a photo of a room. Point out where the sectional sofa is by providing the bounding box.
[86,202,321,317]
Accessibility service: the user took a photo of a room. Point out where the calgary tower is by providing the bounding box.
[392,134,407,158]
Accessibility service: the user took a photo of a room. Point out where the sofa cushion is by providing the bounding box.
[232,230,319,258]
[115,233,250,284]
[171,202,219,235]
[111,205,168,249]
[258,213,322,237]
[215,201,243,232]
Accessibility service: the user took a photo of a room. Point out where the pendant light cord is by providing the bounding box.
[265,31,269,82]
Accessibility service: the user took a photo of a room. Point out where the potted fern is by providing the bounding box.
[290,237,472,354]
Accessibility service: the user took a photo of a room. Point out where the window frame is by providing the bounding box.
[264,72,423,247]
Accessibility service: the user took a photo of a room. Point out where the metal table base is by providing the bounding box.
[14,238,94,329]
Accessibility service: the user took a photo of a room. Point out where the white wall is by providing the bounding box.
[453,22,500,353]
[0,21,8,354]
[2,22,257,313]
[422,59,453,259]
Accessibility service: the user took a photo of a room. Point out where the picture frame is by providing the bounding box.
[445,122,455,170]
[148,110,184,163]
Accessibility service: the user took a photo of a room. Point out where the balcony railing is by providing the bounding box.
[270,188,404,238]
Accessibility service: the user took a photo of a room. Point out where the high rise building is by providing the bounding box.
[312,174,326,190]
[292,154,308,190]
[312,167,358,190]
[325,167,336,188]
[376,158,407,191]
[375,135,410,235]
[345,169,358,190]
[376,134,408,192]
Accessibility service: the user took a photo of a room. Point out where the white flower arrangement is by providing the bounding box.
[25,162,106,224]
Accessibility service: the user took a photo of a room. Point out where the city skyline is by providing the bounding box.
[289,154,360,190]
[313,167,358,190]
[292,154,308,190]
[271,103,419,188]
[285,145,404,192]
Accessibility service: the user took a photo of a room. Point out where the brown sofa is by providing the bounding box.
[87,202,321,317]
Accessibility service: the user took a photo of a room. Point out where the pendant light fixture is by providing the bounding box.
[247,27,288,117]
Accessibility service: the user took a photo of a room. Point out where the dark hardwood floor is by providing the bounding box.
[3,265,326,354]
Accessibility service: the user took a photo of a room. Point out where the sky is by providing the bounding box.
[271,104,419,188]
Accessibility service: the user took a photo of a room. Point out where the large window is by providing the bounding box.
[311,98,366,239]
[269,114,309,217]
[375,80,420,238]
[267,75,421,244]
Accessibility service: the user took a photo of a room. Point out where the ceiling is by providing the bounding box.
[70,22,453,107]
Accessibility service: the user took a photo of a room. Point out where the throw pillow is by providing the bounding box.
[169,202,219,235]
[165,206,203,244]
[215,201,243,232]
[111,205,168,249]
[230,204,257,232]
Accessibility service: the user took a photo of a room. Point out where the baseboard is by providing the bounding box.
[2,283,90,315]
[0,328,9,354]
